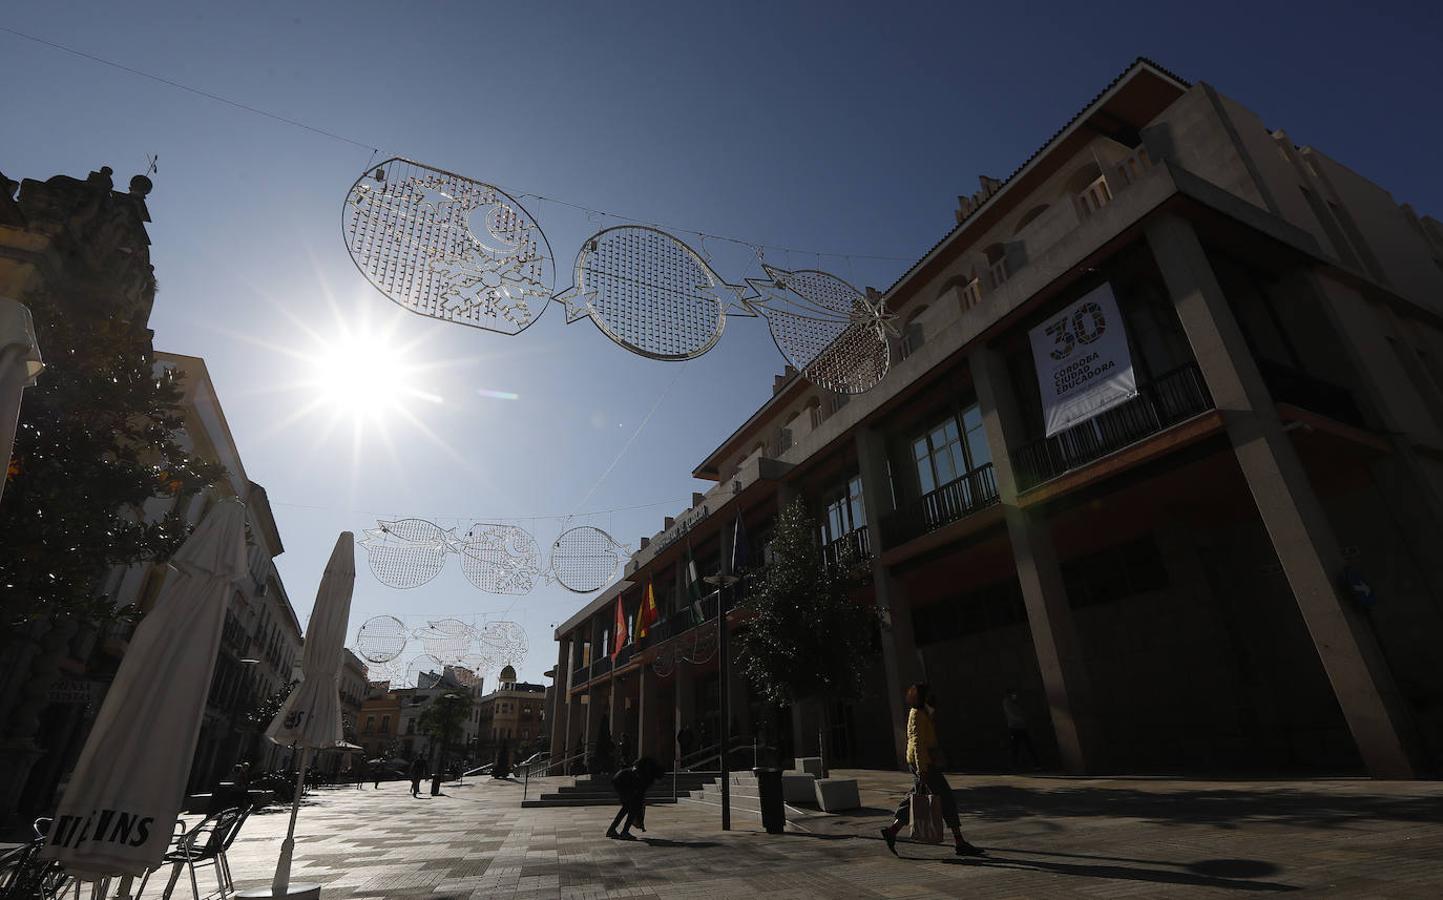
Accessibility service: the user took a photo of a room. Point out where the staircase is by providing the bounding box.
[521,771,719,808]
[676,771,808,822]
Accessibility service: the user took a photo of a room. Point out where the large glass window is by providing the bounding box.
[821,475,866,543]
[912,402,989,495]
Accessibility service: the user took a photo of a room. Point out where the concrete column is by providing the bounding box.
[550,637,571,770]
[636,662,650,760]
[855,426,924,766]
[1145,213,1421,778]
[972,347,1104,774]
[675,658,695,766]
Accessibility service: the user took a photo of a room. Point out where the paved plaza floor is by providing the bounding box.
[143,770,1442,899]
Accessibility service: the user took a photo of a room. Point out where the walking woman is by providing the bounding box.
[881,683,985,857]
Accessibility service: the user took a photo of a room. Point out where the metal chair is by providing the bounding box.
[136,807,245,900]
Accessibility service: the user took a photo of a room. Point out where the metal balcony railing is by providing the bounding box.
[880,465,999,548]
[821,526,872,568]
[1012,362,1213,490]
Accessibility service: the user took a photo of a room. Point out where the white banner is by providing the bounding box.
[1029,282,1138,437]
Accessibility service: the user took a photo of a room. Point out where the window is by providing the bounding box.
[406,719,415,735]
[912,403,991,497]
[821,475,866,544]
[364,716,375,735]
[829,392,849,415]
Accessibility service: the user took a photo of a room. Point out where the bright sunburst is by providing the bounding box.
[305,328,437,421]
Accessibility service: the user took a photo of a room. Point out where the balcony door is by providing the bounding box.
[911,403,992,523]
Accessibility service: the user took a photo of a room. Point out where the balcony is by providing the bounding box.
[821,526,872,569]
[1257,359,1366,429]
[589,656,613,681]
[880,465,999,548]
[1013,363,1213,490]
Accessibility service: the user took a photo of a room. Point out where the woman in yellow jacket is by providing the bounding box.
[881,683,985,856]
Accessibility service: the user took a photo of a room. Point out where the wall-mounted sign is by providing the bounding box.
[654,504,710,555]
[1029,282,1138,437]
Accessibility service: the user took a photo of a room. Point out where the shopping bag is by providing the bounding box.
[909,787,944,844]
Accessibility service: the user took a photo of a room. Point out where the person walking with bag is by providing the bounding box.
[881,683,985,857]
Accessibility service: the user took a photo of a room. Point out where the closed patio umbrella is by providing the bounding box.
[248,532,354,900]
[41,498,249,880]
[0,295,45,507]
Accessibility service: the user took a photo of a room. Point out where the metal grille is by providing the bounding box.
[560,226,733,360]
[344,158,553,335]
[457,523,542,595]
[549,526,628,593]
[356,615,409,663]
[358,519,450,589]
[744,265,892,394]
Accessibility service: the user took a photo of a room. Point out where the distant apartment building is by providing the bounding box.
[551,59,1443,780]
[474,666,546,762]
[358,683,402,761]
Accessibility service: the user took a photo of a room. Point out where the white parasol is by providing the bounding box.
[41,498,249,879]
[0,295,45,507]
[249,532,354,900]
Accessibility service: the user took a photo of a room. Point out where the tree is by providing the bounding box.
[737,497,878,774]
[0,292,224,625]
[418,692,474,773]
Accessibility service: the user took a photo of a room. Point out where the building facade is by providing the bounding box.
[474,666,546,763]
[551,59,1443,779]
[358,683,402,761]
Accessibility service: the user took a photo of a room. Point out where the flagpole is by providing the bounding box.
[705,572,741,833]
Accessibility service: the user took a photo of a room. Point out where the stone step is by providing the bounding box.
[521,796,680,809]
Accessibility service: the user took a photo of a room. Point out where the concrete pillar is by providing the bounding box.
[855,426,924,766]
[550,637,571,770]
[636,662,650,760]
[675,658,695,766]
[1145,213,1421,778]
[972,347,1104,774]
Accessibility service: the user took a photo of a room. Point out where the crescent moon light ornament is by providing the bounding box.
[414,618,475,663]
[344,158,554,335]
[478,620,529,667]
[743,263,895,394]
[549,525,630,593]
[358,519,451,589]
[457,523,543,595]
[555,226,749,361]
[356,615,409,663]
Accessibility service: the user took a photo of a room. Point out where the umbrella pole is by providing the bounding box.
[272,746,310,897]
[114,875,134,900]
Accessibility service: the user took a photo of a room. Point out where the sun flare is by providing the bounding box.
[307,330,432,421]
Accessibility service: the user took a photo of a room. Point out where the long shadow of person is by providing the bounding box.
[940,851,1296,892]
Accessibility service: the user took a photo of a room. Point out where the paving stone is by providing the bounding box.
[115,770,1443,899]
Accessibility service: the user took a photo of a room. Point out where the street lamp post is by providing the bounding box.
[704,573,740,831]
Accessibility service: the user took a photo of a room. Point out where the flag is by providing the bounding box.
[638,581,660,639]
[612,595,626,661]
[685,541,704,625]
[731,513,751,574]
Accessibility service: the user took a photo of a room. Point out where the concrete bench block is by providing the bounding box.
[793,756,824,778]
[813,778,860,812]
[781,772,816,804]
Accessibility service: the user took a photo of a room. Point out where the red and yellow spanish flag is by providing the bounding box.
[638,581,659,639]
[611,595,627,661]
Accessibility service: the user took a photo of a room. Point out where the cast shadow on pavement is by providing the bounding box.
[941,850,1295,892]
[951,784,1438,831]
[640,838,722,849]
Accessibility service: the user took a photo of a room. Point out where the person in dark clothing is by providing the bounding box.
[676,725,695,762]
[409,757,427,797]
[606,757,663,840]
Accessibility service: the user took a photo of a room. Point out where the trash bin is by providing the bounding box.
[752,767,785,834]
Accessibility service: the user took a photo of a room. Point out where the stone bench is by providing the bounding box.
[780,772,816,804]
[813,778,860,812]
[792,756,824,778]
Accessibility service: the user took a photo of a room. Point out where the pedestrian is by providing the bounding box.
[1003,689,1039,771]
[409,757,426,797]
[373,760,383,790]
[606,757,663,840]
[880,683,985,858]
[617,732,632,766]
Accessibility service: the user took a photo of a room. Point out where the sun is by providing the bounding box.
[307,329,426,422]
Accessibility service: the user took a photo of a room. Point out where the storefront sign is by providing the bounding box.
[1029,282,1138,437]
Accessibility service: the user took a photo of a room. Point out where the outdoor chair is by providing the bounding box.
[136,806,248,900]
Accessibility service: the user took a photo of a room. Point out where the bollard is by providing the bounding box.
[752,767,785,834]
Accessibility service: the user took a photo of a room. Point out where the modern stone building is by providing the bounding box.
[550,59,1443,779]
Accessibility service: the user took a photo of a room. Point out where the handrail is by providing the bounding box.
[522,749,589,804]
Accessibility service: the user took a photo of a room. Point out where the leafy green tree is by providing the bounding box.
[0,293,224,625]
[737,497,878,773]
[418,691,474,772]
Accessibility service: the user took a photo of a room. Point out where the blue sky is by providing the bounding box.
[5,1,1441,684]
